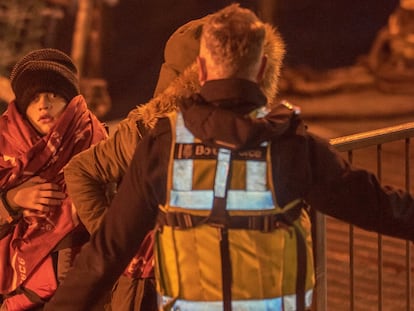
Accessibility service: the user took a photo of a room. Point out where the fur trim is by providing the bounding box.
[130,63,200,129]
[261,23,286,108]
[131,23,285,128]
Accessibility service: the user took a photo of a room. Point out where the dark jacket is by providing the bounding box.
[44,79,414,311]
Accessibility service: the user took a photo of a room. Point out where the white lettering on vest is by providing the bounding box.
[238,150,263,159]
[195,145,218,156]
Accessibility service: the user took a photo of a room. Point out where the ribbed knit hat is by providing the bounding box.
[10,48,80,114]
[153,16,208,96]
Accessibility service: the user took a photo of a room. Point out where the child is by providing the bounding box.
[0,48,107,310]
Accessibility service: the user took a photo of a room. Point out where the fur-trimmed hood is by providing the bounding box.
[131,23,285,129]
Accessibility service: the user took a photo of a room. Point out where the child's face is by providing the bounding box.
[26,92,67,135]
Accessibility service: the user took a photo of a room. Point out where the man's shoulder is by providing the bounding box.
[149,116,173,138]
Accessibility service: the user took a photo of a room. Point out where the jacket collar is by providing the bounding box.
[199,79,267,114]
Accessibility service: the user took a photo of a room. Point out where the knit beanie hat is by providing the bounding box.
[153,16,208,96]
[10,48,80,114]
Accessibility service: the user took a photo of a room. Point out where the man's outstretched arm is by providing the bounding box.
[47,143,157,311]
[64,116,141,233]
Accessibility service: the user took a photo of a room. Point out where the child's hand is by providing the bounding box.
[6,176,66,213]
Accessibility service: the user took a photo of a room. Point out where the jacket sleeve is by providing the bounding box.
[306,134,414,241]
[44,132,158,311]
[63,114,141,234]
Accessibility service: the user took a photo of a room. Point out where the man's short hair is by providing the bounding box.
[201,3,266,78]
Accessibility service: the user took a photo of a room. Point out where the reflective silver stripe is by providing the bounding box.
[172,112,274,210]
[161,296,282,311]
[170,190,213,209]
[226,190,274,209]
[247,161,267,191]
[173,159,193,191]
[176,113,194,142]
[170,190,274,210]
[283,289,314,311]
[161,290,313,311]
[174,113,195,191]
[214,148,231,198]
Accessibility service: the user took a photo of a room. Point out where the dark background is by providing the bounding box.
[84,0,399,121]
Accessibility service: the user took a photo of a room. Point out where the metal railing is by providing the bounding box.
[315,122,414,311]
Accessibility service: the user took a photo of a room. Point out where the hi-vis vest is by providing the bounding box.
[155,110,314,311]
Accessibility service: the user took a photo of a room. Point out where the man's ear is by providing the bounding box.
[197,56,207,85]
[256,55,267,83]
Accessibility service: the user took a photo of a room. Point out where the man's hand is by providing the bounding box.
[6,176,66,213]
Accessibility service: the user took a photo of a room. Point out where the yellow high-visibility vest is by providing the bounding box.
[155,111,314,311]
